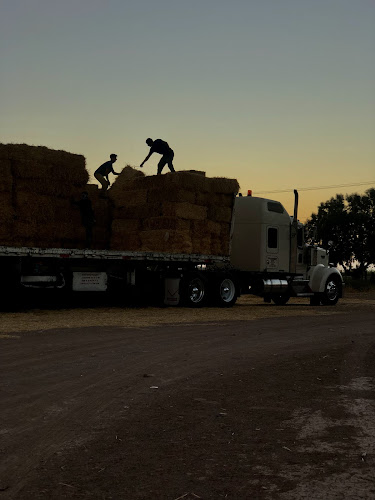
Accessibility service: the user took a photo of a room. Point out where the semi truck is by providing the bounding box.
[0,190,343,308]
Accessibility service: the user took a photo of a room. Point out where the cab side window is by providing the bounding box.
[297,226,304,247]
[268,227,278,249]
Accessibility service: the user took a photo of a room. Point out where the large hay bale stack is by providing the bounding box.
[0,143,99,249]
[109,168,239,255]
[81,184,112,250]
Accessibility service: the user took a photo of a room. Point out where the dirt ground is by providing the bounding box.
[1,288,374,335]
[0,291,375,499]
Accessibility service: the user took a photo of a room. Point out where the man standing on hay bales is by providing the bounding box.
[73,192,96,249]
[94,154,120,195]
[140,138,175,175]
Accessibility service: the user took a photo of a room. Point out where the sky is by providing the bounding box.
[1,0,374,221]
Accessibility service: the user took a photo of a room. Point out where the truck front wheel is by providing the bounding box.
[321,275,341,306]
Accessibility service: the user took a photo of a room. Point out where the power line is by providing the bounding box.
[255,180,375,195]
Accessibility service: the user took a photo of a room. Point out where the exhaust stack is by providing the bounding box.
[289,189,299,274]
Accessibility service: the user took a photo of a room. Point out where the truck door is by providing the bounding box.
[266,226,279,270]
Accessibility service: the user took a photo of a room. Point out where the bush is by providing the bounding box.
[344,275,375,292]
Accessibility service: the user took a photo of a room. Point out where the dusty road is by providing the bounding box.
[0,297,375,499]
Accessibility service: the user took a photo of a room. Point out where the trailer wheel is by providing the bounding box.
[321,275,341,306]
[213,275,238,307]
[180,273,208,307]
[271,294,290,306]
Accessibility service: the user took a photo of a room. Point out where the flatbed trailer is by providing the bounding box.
[0,191,344,308]
[0,245,233,307]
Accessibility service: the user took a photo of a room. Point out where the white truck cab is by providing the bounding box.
[229,192,343,305]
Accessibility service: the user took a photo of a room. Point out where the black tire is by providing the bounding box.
[271,294,290,306]
[212,275,238,307]
[310,295,321,306]
[321,275,341,306]
[180,273,208,307]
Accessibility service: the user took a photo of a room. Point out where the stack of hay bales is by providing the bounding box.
[84,184,111,250]
[0,144,90,248]
[109,167,239,255]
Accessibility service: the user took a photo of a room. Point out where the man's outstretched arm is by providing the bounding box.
[109,165,120,176]
[140,151,153,167]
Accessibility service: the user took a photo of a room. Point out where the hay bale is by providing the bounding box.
[162,202,207,221]
[163,171,210,192]
[113,171,209,194]
[15,178,81,198]
[209,177,239,194]
[192,236,211,255]
[11,218,83,248]
[207,206,233,223]
[210,237,223,256]
[0,144,89,186]
[195,192,211,207]
[110,222,141,251]
[206,220,222,236]
[195,192,235,208]
[191,221,208,239]
[121,189,148,207]
[14,192,72,224]
[110,187,148,207]
[112,218,141,233]
[142,217,190,232]
[108,165,145,199]
[0,216,15,245]
[113,204,162,220]
[179,170,206,176]
[14,156,88,185]
[147,187,196,204]
[0,160,13,192]
[0,193,15,221]
[139,230,192,253]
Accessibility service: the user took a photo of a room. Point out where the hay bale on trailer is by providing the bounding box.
[109,167,239,255]
[0,143,97,249]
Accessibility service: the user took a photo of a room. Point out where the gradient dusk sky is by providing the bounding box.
[1,0,374,221]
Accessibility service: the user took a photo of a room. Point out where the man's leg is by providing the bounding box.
[167,150,175,173]
[157,156,168,175]
[94,172,109,192]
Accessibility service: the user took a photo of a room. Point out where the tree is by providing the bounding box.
[346,188,375,277]
[305,188,375,276]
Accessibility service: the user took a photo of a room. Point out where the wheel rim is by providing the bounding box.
[189,278,205,304]
[326,279,338,300]
[220,279,235,303]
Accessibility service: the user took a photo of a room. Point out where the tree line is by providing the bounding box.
[305,188,375,277]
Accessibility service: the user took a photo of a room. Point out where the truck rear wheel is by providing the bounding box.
[321,275,341,306]
[180,273,208,307]
[212,275,238,307]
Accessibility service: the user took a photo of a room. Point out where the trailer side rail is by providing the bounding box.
[0,246,229,264]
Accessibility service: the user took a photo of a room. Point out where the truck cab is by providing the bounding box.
[230,196,291,273]
[229,194,343,305]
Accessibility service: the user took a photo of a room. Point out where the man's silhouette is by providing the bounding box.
[73,192,96,248]
[94,154,119,195]
[140,138,175,175]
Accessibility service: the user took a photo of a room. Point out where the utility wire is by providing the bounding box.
[256,180,375,195]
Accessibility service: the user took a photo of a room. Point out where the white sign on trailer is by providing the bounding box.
[72,272,107,292]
